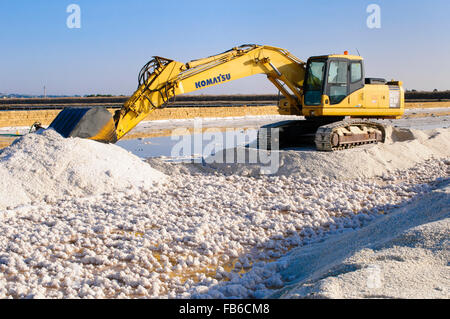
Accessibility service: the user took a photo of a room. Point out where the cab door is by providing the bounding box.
[325,59,365,106]
[325,60,348,104]
[347,60,365,107]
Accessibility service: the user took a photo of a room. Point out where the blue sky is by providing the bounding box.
[0,0,449,95]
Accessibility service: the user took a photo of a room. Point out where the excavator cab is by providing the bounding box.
[302,53,404,119]
[304,54,364,108]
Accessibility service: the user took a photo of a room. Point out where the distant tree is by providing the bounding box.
[433,89,438,92]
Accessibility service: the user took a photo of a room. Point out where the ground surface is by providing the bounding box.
[0,112,449,299]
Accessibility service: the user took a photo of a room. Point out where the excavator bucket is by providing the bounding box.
[48,107,118,143]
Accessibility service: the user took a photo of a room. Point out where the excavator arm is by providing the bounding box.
[114,44,305,140]
[49,44,305,143]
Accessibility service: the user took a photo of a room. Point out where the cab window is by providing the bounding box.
[327,61,348,104]
[304,61,325,105]
[328,61,347,84]
[350,62,362,82]
[305,61,325,89]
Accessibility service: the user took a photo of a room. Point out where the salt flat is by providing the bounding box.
[0,118,448,298]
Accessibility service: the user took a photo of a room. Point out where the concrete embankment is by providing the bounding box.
[0,106,280,128]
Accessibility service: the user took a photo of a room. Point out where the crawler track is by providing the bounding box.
[257,119,386,151]
[314,120,386,151]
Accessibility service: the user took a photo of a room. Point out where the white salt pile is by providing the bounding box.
[275,180,450,299]
[0,124,448,299]
[151,127,450,180]
[0,129,166,210]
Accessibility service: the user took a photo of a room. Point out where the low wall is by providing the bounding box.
[0,110,61,128]
[0,106,280,128]
[1,102,448,128]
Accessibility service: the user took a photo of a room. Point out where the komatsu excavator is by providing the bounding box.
[48,44,404,151]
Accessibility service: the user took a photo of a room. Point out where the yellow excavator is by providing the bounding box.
[48,44,404,151]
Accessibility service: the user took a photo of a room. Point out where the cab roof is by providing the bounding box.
[310,54,363,61]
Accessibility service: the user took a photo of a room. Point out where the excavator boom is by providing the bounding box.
[49,44,306,143]
[113,44,305,140]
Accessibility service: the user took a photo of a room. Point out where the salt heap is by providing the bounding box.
[276,181,450,299]
[166,126,450,180]
[0,129,166,209]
